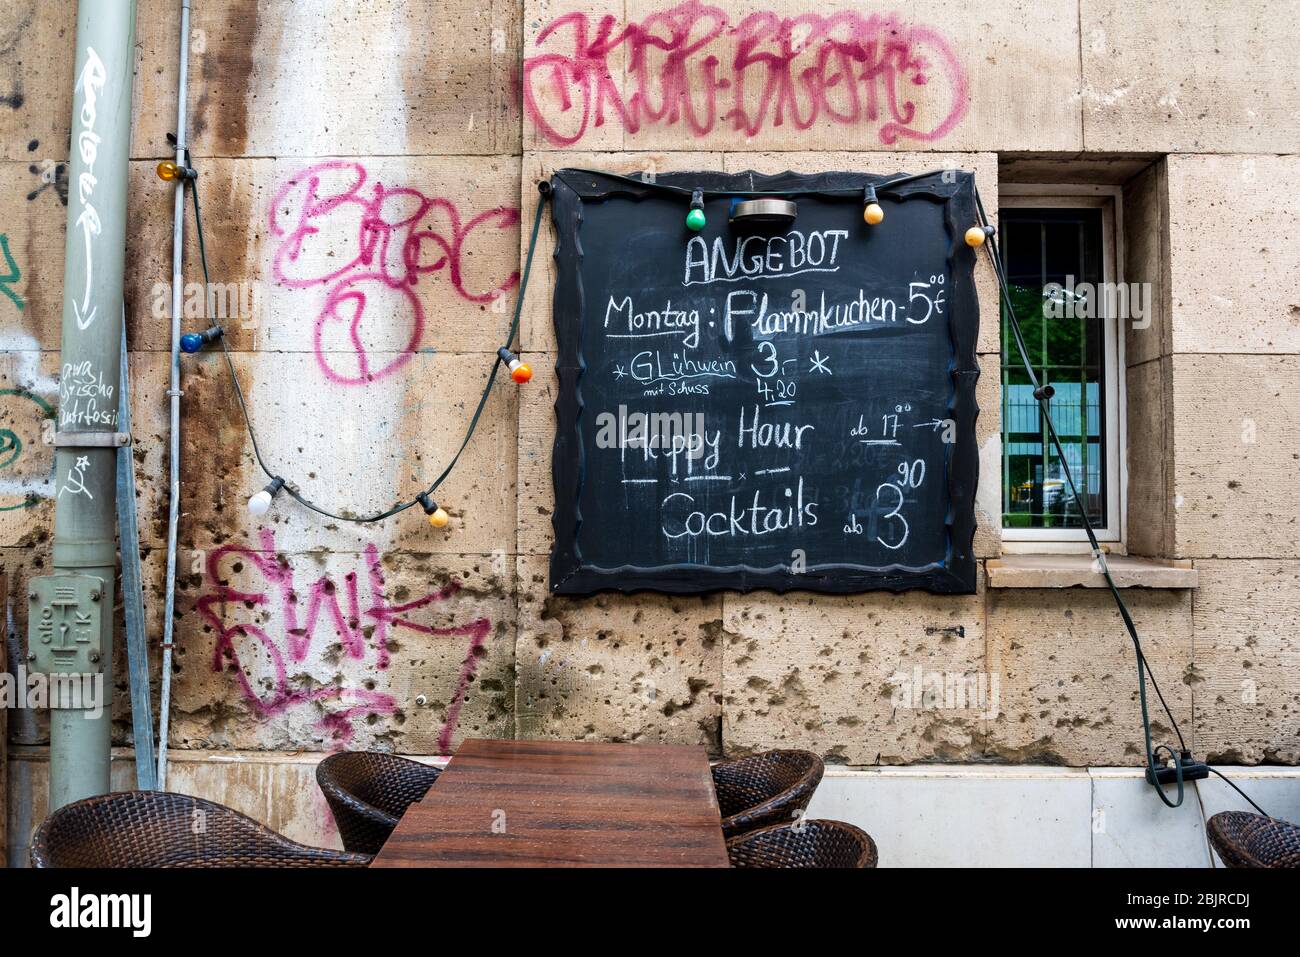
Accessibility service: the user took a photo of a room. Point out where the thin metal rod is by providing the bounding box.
[117,310,157,789]
[157,0,191,791]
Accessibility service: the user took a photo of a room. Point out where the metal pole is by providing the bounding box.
[41,0,138,810]
[118,311,157,789]
[156,0,191,792]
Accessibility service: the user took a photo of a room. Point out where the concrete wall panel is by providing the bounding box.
[1125,356,1173,558]
[721,578,987,764]
[176,350,517,557]
[170,547,514,753]
[1167,154,1300,355]
[1192,559,1300,764]
[1171,354,1300,559]
[515,553,723,747]
[986,587,1193,766]
[134,0,521,160]
[0,160,67,352]
[1081,0,1300,154]
[522,0,1082,154]
[0,1,75,164]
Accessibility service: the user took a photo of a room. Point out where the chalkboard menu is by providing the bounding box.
[548,169,980,595]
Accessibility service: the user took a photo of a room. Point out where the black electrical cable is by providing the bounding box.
[1206,766,1272,818]
[184,160,549,524]
[972,188,1270,817]
[972,188,1189,805]
[556,167,945,200]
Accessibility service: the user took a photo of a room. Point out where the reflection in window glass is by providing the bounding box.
[1000,208,1106,530]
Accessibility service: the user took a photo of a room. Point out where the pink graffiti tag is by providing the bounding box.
[196,530,491,751]
[523,3,968,146]
[269,161,520,386]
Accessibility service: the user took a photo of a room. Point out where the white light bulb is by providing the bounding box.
[247,490,273,515]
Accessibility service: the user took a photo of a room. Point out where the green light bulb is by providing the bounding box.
[686,207,706,231]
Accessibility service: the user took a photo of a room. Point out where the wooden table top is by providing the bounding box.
[370,739,730,868]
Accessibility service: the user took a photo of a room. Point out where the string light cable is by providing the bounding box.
[970,188,1270,818]
[173,155,548,526]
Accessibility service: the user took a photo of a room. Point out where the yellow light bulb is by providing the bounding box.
[864,203,884,225]
[156,161,181,181]
[965,225,987,247]
[428,507,450,528]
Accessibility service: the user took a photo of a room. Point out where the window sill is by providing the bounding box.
[985,555,1198,590]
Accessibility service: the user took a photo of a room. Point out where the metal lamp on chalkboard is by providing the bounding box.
[729,198,798,229]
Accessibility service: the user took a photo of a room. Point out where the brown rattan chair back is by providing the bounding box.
[726,819,877,868]
[712,749,824,837]
[315,751,441,855]
[29,790,371,868]
[1207,811,1300,868]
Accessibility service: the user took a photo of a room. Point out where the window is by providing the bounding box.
[1000,189,1124,546]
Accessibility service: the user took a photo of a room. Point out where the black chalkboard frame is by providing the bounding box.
[548,168,981,596]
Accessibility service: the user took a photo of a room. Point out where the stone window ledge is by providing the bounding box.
[986,555,1197,589]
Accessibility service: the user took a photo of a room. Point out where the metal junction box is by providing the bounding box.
[28,574,106,675]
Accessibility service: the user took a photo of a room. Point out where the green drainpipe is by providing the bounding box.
[33,0,138,811]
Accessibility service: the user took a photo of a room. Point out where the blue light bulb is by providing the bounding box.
[180,333,204,354]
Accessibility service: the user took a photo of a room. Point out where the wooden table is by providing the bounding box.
[371,739,730,867]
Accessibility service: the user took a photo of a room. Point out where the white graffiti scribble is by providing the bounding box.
[57,455,93,501]
[72,46,107,332]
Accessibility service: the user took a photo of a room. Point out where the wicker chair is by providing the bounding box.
[30,791,371,868]
[1207,812,1300,868]
[316,751,441,855]
[711,749,824,838]
[727,819,877,868]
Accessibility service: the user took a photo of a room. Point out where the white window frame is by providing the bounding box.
[999,185,1127,553]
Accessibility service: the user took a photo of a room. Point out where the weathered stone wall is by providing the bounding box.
[1,0,1297,770]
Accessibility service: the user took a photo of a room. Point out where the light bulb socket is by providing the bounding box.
[417,492,439,515]
[498,347,532,383]
[156,160,197,182]
[180,324,224,354]
[1033,384,1055,401]
[685,188,707,231]
[861,185,885,225]
[248,476,285,515]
